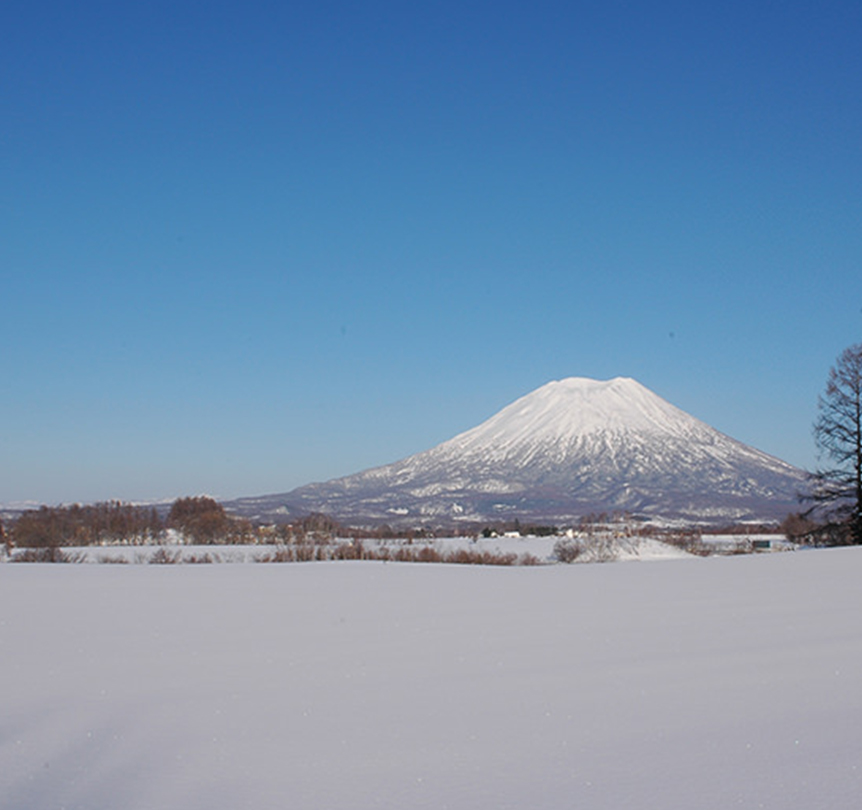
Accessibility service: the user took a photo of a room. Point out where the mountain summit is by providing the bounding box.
[229,377,807,526]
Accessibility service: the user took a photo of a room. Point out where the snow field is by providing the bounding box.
[2,548,861,809]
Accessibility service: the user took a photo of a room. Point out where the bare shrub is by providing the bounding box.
[553,539,582,563]
[294,543,317,562]
[417,546,443,563]
[255,546,295,563]
[97,554,129,564]
[392,546,417,562]
[662,530,711,557]
[585,534,619,563]
[446,547,474,565]
[478,550,518,566]
[331,542,356,561]
[148,547,181,565]
[440,547,517,565]
[183,552,219,564]
[256,544,321,563]
[11,547,86,563]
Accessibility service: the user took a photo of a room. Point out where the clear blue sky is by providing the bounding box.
[2,0,861,505]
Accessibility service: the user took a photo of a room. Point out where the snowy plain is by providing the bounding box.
[2,548,861,809]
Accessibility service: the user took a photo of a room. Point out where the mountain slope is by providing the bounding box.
[228,378,808,526]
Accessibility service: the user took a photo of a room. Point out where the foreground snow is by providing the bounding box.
[2,549,861,809]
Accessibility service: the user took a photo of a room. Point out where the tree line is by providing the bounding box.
[0,498,453,554]
[5,497,270,551]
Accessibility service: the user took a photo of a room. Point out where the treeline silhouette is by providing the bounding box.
[1,497,412,551]
[10,501,163,548]
[5,497,250,549]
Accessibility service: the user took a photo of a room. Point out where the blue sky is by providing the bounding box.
[2,0,861,505]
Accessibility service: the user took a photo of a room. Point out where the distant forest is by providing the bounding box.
[3,497,254,550]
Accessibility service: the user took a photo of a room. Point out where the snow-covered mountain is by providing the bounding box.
[228,377,808,526]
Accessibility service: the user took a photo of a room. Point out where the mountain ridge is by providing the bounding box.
[226,377,808,527]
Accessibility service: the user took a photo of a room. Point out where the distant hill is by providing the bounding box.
[226,377,808,527]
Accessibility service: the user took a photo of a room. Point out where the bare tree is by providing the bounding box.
[167,496,231,544]
[811,343,862,544]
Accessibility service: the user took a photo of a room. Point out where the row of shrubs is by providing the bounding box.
[7,541,542,566]
[256,540,541,565]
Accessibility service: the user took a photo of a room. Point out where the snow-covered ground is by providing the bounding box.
[2,548,861,809]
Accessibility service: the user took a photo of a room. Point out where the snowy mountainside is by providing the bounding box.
[227,377,808,526]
